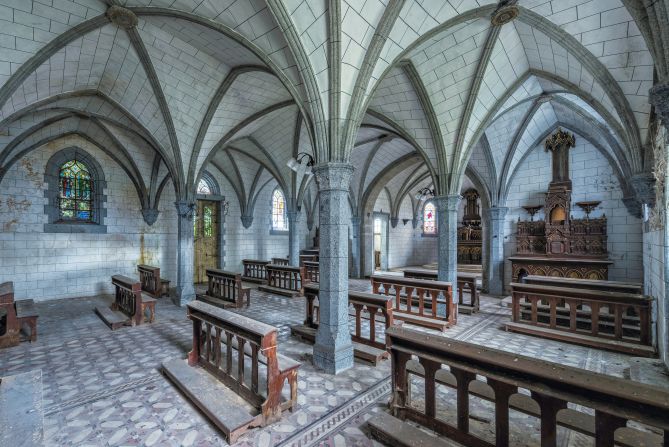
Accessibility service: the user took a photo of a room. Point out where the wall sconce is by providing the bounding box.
[415,187,435,201]
[287,152,315,176]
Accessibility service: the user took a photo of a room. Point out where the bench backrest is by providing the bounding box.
[186,300,282,416]
[205,268,243,305]
[111,275,143,326]
[510,282,653,345]
[371,274,455,324]
[303,261,319,283]
[266,264,306,295]
[304,285,393,350]
[524,275,643,294]
[242,259,269,281]
[137,264,161,296]
[299,254,317,266]
[386,325,669,446]
[0,281,14,305]
[271,257,289,266]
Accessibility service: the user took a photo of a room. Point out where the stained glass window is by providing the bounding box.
[197,178,212,195]
[423,202,436,234]
[272,189,287,230]
[59,160,93,222]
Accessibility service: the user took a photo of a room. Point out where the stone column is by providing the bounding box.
[483,207,508,296]
[312,163,355,374]
[175,201,196,306]
[350,216,361,278]
[287,210,301,266]
[436,194,461,296]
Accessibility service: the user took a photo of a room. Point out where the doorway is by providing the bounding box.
[194,200,219,283]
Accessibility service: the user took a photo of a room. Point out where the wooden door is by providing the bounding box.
[194,200,219,283]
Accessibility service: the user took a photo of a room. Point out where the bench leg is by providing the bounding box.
[289,370,298,412]
[29,320,37,342]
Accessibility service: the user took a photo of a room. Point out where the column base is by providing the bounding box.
[174,284,195,307]
[313,335,354,374]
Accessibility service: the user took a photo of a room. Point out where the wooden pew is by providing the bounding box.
[303,261,319,284]
[95,275,155,330]
[196,269,250,309]
[242,259,270,284]
[524,275,643,294]
[290,284,394,365]
[368,325,669,447]
[371,275,456,331]
[258,265,306,297]
[0,282,38,348]
[403,268,480,314]
[163,300,300,444]
[506,282,655,357]
[137,264,170,298]
[271,257,289,266]
[299,254,317,266]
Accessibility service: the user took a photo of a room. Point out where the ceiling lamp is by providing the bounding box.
[415,187,435,201]
[287,152,315,176]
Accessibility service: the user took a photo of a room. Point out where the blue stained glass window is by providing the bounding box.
[59,160,94,222]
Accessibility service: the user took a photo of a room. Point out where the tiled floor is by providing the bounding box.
[0,279,655,446]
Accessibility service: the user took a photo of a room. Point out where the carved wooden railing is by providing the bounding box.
[111,275,143,326]
[303,284,393,351]
[265,265,306,296]
[508,282,654,356]
[187,301,299,426]
[242,259,270,283]
[524,275,643,295]
[271,257,289,266]
[402,269,479,312]
[137,264,161,297]
[371,275,455,330]
[198,269,250,308]
[303,261,319,283]
[382,325,669,447]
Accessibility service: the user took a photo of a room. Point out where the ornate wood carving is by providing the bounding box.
[457,188,482,264]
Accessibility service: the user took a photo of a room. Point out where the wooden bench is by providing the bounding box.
[524,275,643,294]
[303,260,319,284]
[258,264,306,297]
[368,325,669,447]
[196,269,250,309]
[95,275,156,330]
[242,259,270,284]
[290,284,395,365]
[507,282,655,357]
[163,300,300,444]
[0,282,38,348]
[299,253,317,266]
[403,268,480,314]
[271,257,289,266]
[371,275,456,331]
[137,264,170,298]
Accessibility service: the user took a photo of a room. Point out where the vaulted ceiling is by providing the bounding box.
[0,0,663,223]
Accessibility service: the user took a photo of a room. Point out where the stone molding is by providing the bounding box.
[631,173,657,207]
[174,201,195,220]
[434,194,462,213]
[106,6,138,30]
[483,206,509,222]
[313,163,354,192]
[141,208,159,226]
[240,215,253,228]
[491,3,519,26]
[650,82,669,130]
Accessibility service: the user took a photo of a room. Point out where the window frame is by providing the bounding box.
[422,200,438,237]
[270,188,289,235]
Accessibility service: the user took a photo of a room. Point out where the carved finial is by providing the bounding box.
[491,1,519,26]
[107,6,138,30]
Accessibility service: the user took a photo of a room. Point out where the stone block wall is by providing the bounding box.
[503,135,643,288]
[0,135,177,302]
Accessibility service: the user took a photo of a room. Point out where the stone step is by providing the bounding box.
[393,311,451,332]
[0,369,44,447]
[257,285,301,297]
[94,306,129,330]
[162,358,257,444]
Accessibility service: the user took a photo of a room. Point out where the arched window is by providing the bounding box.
[423,201,437,235]
[197,178,212,195]
[272,189,288,231]
[58,159,94,222]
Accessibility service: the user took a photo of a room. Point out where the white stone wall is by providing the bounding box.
[0,135,177,302]
[503,135,643,288]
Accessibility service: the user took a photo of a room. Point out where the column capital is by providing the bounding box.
[312,163,354,191]
[483,206,509,221]
[650,81,669,129]
[631,172,656,207]
[434,194,462,212]
[286,210,302,221]
[350,216,361,225]
[174,201,195,220]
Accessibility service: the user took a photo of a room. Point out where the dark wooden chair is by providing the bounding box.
[95,275,155,330]
[0,282,38,348]
[259,265,306,297]
[137,264,170,298]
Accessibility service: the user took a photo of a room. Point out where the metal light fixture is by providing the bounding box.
[415,187,435,201]
[287,152,315,176]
